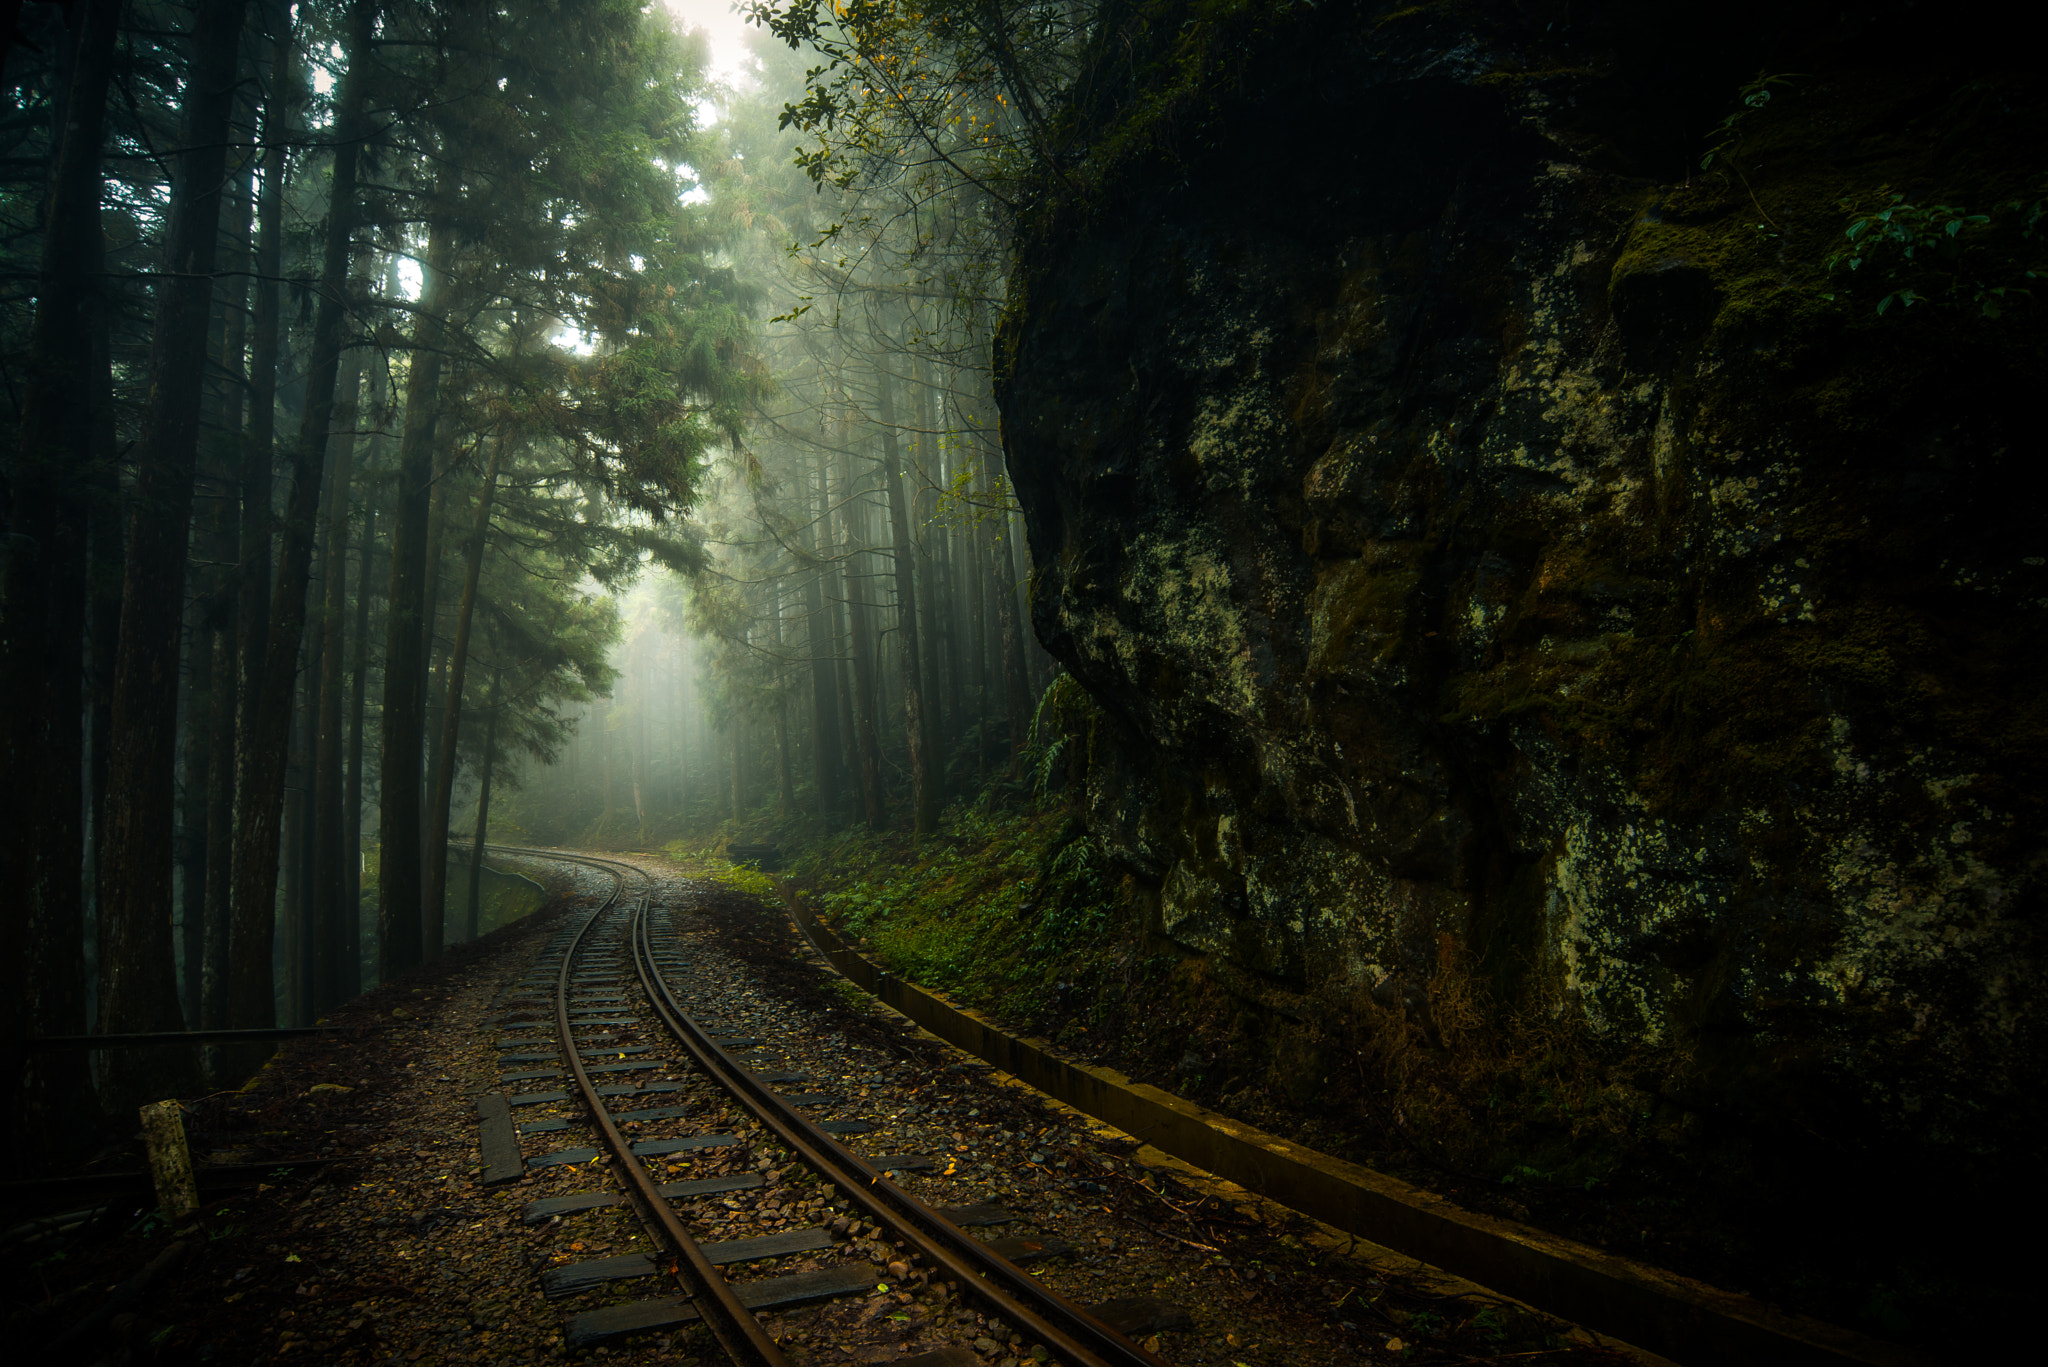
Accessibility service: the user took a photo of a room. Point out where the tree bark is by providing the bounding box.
[342,493,377,996]
[236,12,299,785]
[378,206,456,983]
[423,441,503,952]
[463,669,503,942]
[414,430,458,956]
[309,343,363,1016]
[915,358,955,784]
[278,639,313,1026]
[343,339,389,995]
[97,0,252,1107]
[803,462,842,816]
[4,0,123,1150]
[86,209,124,985]
[876,359,940,834]
[227,0,371,1035]
[835,445,884,829]
[990,491,1031,767]
[179,108,251,1021]
[730,720,743,821]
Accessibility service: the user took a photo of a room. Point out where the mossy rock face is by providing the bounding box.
[999,0,2043,1345]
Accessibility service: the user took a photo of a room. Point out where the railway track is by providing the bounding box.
[483,845,1174,1367]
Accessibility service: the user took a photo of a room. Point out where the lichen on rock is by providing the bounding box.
[997,0,2044,1346]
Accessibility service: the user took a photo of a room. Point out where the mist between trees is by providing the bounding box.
[0,0,1081,1149]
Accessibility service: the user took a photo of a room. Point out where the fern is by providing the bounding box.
[1023,673,1093,804]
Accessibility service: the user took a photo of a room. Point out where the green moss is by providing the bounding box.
[789,803,1126,1032]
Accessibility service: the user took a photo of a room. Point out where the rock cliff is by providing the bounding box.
[998,0,2041,1341]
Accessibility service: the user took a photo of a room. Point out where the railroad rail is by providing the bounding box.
[486,844,1171,1366]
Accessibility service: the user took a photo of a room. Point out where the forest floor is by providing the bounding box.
[5,853,1651,1367]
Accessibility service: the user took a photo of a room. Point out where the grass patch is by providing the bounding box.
[770,799,1136,1049]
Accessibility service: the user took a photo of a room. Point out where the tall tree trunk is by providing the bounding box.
[87,210,124,989]
[600,711,616,824]
[634,655,650,829]
[227,0,370,1036]
[676,643,691,816]
[464,669,503,942]
[914,360,953,786]
[180,116,251,1021]
[200,614,237,1031]
[278,647,311,1026]
[683,643,695,810]
[237,11,299,792]
[97,0,253,1107]
[876,360,940,835]
[178,560,216,1024]
[309,344,363,1016]
[835,447,883,829]
[730,721,743,822]
[378,206,455,983]
[196,121,251,1035]
[286,453,330,1025]
[414,430,457,957]
[991,494,1031,767]
[833,605,858,823]
[803,464,842,816]
[4,0,122,1149]
[423,441,503,953]
[342,494,377,996]
[197,134,252,1034]
[417,452,451,851]
[966,433,990,769]
[343,339,390,995]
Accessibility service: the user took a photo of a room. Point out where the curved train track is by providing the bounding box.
[485,844,1170,1367]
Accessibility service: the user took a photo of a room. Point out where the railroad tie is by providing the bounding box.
[1085,1297,1194,1337]
[894,1349,982,1367]
[595,1081,679,1097]
[518,1118,575,1135]
[541,1227,835,1298]
[981,1234,1078,1265]
[475,1094,524,1185]
[864,1154,937,1173]
[935,1202,1016,1228]
[529,1146,601,1168]
[519,1173,766,1225]
[628,1133,737,1157]
[563,1264,883,1348]
[608,1103,693,1122]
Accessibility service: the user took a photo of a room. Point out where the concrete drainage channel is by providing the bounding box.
[777,882,1934,1367]
[475,846,1178,1366]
